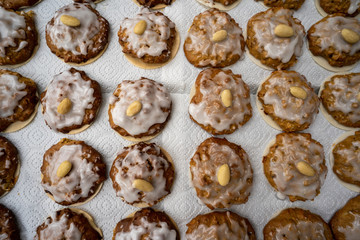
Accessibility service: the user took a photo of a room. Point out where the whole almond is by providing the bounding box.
[57,161,72,178]
[134,20,147,35]
[126,101,142,117]
[57,98,72,115]
[60,15,81,27]
[221,89,232,107]
[217,164,230,186]
[290,86,307,100]
[341,28,360,44]
[274,24,294,38]
[212,30,228,42]
[132,179,154,192]
[296,161,316,177]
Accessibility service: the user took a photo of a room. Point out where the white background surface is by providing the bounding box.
[1,0,359,239]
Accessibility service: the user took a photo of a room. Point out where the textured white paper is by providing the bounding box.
[1,0,359,239]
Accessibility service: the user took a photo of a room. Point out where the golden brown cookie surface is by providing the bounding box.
[0,136,19,197]
[320,0,360,17]
[0,204,20,240]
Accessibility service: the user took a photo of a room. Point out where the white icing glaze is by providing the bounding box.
[41,144,99,203]
[274,220,326,239]
[338,212,360,240]
[110,78,171,136]
[184,8,244,67]
[42,69,95,131]
[112,143,170,205]
[186,212,250,240]
[348,0,360,14]
[0,74,27,118]
[120,8,175,58]
[115,217,177,240]
[324,74,360,123]
[0,148,4,157]
[268,134,327,200]
[250,8,305,64]
[189,69,251,132]
[311,16,360,56]
[0,7,27,58]
[46,3,100,55]
[0,233,8,240]
[262,71,319,125]
[191,140,253,208]
[38,212,81,240]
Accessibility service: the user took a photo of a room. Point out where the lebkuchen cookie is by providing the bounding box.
[255,0,305,10]
[319,0,360,17]
[0,0,42,10]
[0,204,20,240]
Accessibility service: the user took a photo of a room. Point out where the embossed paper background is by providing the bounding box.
[1,0,359,239]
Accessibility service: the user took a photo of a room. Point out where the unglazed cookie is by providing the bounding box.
[0,204,20,239]
[0,136,20,197]
[108,78,172,142]
[263,133,327,202]
[246,7,305,70]
[257,70,319,132]
[118,8,179,69]
[0,0,41,10]
[330,195,360,240]
[190,137,253,209]
[112,208,179,240]
[320,73,360,129]
[0,69,39,133]
[110,142,174,207]
[186,211,256,240]
[263,208,333,239]
[40,68,101,134]
[307,15,360,71]
[189,68,252,135]
[35,208,102,239]
[41,138,106,206]
[255,0,305,10]
[184,8,245,68]
[46,3,109,65]
[0,7,38,66]
[319,0,360,17]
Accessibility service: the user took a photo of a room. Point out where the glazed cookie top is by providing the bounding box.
[186,211,256,240]
[320,0,360,16]
[110,142,174,206]
[41,68,101,133]
[136,0,173,8]
[308,15,360,57]
[35,208,102,240]
[41,138,106,205]
[321,73,360,127]
[263,208,333,240]
[0,136,19,197]
[258,70,319,132]
[184,8,245,68]
[0,204,20,240]
[189,68,252,135]
[190,137,253,209]
[109,78,171,138]
[247,7,305,67]
[263,133,327,202]
[113,208,179,240]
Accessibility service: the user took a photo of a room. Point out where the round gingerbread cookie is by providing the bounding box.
[0,204,20,239]
[0,69,39,133]
[190,137,253,209]
[0,7,38,67]
[110,142,174,207]
[108,78,172,142]
[330,195,360,240]
[0,136,20,198]
[263,133,327,202]
[118,8,179,69]
[132,0,175,9]
[40,68,101,134]
[184,8,245,68]
[189,68,252,135]
[254,0,305,10]
[186,211,256,240]
[257,70,319,132]
[45,2,109,65]
[113,207,179,240]
[0,0,42,10]
[263,208,333,239]
[246,7,305,70]
[35,208,102,239]
[307,14,360,72]
[195,0,242,11]
[317,0,360,17]
[41,138,106,206]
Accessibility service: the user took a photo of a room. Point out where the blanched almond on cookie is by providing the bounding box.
[57,98,72,114]
[212,30,228,42]
[341,28,360,44]
[274,24,294,38]
[57,161,72,178]
[126,101,142,117]
[60,15,81,27]
[296,161,316,177]
[217,164,230,186]
[134,20,147,35]
[132,179,154,192]
[290,86,307,99]
[221,89,232,107]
